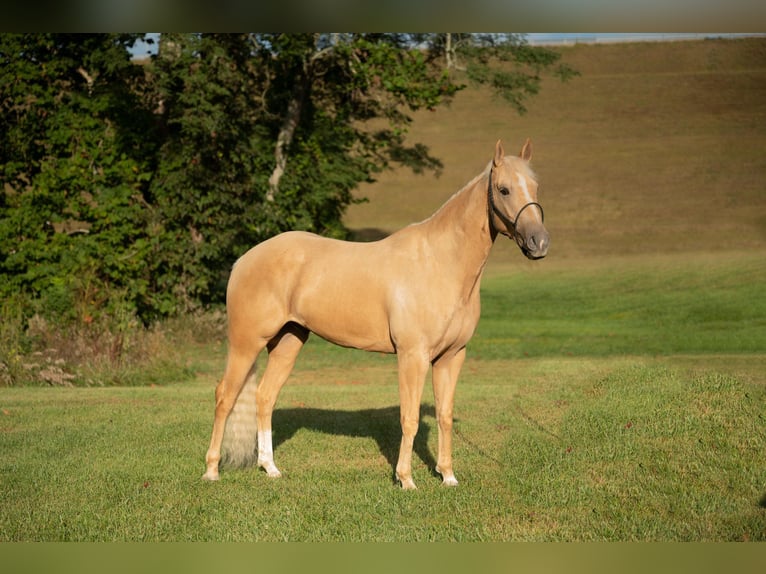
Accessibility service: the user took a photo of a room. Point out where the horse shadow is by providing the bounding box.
[271,404,442,483]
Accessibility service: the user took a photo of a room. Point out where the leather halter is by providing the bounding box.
[487,166,544,239]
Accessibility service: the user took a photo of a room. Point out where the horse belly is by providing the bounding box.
[308,311,392,352]
[296,291,393,352]
[291,255,395,353]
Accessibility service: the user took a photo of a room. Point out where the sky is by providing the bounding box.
[129,33,766,59]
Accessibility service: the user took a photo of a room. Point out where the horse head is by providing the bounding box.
[488,139,549,260]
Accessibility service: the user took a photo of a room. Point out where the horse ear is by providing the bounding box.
[520,138,533,162]
[494,140,505,166]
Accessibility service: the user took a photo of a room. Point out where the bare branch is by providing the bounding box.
[77,66,95,94]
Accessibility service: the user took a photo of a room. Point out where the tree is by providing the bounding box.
[0,34,158,321]
[434,33,578,113]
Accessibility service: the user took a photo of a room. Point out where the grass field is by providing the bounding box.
[2,38,765,542]
[1,254,764,541]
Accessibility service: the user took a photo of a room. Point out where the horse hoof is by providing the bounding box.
[396,474,417,490]
[201,470,220,481]
[259,460,282,478]
[436,466,459,486]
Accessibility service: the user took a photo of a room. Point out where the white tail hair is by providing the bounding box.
[220,365,259,468]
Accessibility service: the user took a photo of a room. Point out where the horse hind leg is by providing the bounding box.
[220,363,259,470]
[255,322,309,478]
[203,343,265,481]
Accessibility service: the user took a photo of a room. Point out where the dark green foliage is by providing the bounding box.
[1,33,572,323]
[0,34,156,321]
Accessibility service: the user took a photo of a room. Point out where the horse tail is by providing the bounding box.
[220,364,259,469]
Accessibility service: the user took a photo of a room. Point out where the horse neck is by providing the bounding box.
[420,171,495,283]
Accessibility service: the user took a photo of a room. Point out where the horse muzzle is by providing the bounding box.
[519,228,549,260]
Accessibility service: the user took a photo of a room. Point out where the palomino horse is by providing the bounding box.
[202,139,548,489]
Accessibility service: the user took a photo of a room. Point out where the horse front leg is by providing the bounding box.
[395,348,429,490]
[432,347,466,486]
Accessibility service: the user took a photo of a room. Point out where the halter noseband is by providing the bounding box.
[487,166,544,239]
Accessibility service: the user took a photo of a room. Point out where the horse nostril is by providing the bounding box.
[528,233,549,255]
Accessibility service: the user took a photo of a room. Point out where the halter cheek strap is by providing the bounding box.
[487,168,544,238]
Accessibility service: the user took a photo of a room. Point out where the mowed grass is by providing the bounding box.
[1,254,764,541]
[475,252,766,359]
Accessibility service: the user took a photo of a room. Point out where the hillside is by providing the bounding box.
[344,38,766,266]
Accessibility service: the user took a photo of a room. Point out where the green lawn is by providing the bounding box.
[475,252,766,359]
[2,254,764,541]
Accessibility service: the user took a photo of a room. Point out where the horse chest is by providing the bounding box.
[442,291,481,347]
[392,283,481,356]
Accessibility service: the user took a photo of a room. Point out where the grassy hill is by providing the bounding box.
[345,37,766,266]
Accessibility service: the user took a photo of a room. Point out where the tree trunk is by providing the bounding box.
[266,80,306,202]
[443,33,464,71]
[266,34,326,202]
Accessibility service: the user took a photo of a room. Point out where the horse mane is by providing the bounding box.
[418,156,536,227]
[422,162,490,223]
[460,157,537,198]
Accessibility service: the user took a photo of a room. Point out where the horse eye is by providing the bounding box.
[499,187,510,196]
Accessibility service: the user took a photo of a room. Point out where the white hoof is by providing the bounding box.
[258,459,282,478]
[436,466,459,486]
[442,476,459,487]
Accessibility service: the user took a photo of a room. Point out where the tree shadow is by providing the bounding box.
[349,228,390,242]
[272,404,441,484]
